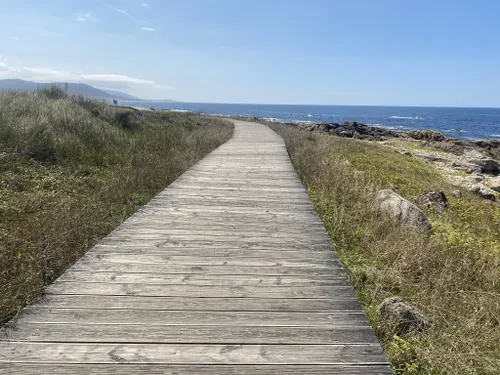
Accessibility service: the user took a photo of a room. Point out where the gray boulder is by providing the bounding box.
[447,175,497,201]
[378,296,430,337]
[374,189,432,236]
[415,191,449,213]
[489,176,500,192]
[461,150,500,174]
[407,129,447,142]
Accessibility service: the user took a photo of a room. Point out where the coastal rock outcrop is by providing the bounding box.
[406,129,447,142]
[297,121,399,140]
[378,297,430,337]
[415,191,449,213]
[374,189,432,236]
[446,175,497,201]
[460,150,500,174]
[489,176,500,192]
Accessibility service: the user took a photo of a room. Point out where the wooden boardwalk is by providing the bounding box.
[0,120,392,374]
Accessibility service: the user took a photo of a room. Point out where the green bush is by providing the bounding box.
[38,84,68,100]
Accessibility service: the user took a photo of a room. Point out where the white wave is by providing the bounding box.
[389,116,424,120]
[378,125,398,130]
[262,117,283,123]
[168,109,189,113]
[489,134,500,137]
[369,124,409,131]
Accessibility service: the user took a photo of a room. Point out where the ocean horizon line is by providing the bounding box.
[121,100,500,110]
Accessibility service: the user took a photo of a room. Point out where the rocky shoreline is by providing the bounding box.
[259,118,500,202]
[290,120,500,154]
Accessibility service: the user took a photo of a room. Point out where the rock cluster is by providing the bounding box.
[297,121,399,140]
[459,150,500,174]
[446,175,497,201]
[406,129,447,142]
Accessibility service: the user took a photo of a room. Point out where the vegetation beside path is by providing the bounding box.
[269,122,500,375]
[0,86,233,323]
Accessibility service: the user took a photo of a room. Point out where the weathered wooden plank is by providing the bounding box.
[80,254,340,267]
[132,206,319,216]
[46,282,357,299]
[110,227,330,237]
[4,324,378,345]
[96,240,334,251]
[16,308,369,327]
[98,236,332,247]
[57,272,347,286]
[70,262,344,276]
[0,343,388,364]
[90,245,335,256]
[112,222,327,231]
[33,295,362,312]
[0,364,395,375]
[102,235,333,246]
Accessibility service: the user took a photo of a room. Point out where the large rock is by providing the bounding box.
[460,150,500,174]
[415,191,449,213]
[407,129,447,142]
[374,189,432,236]
[378,297,430,337]
[451,159,483,174]
[447,175,497,201]
[489,176,500,192]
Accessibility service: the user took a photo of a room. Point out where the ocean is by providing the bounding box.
[120,101,500,140]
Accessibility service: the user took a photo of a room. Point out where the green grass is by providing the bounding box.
[268,123,500,375]
[0,86,233,323]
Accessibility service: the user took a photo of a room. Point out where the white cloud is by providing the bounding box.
[116,8,131,17]
[140,27,156,31]
[75,11,99,22]
[0,60,171,91]
[12,36,20,41]
[142,3,149,7]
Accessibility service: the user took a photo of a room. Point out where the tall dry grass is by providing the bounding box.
[269,122,500,375]
[0,87,233,322]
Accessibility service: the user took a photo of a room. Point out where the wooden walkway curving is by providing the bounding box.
[0,120,392,374]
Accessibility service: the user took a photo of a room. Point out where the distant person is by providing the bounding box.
[113,99,118,105]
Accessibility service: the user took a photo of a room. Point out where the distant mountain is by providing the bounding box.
[101,89,140,100]
[0,79,140,100]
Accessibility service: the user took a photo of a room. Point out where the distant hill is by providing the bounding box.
[0,79,140,100]
[101,89,140,100]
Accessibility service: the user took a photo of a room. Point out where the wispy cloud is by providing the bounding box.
[0,60,171,91]
[94,1,148,24]
[75,11,99,22]
[116,8,131,17]
[140,27,156,32]
[101,2,135,19]
[12,36,20,41]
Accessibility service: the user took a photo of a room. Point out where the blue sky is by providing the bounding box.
[0,0,499,106]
